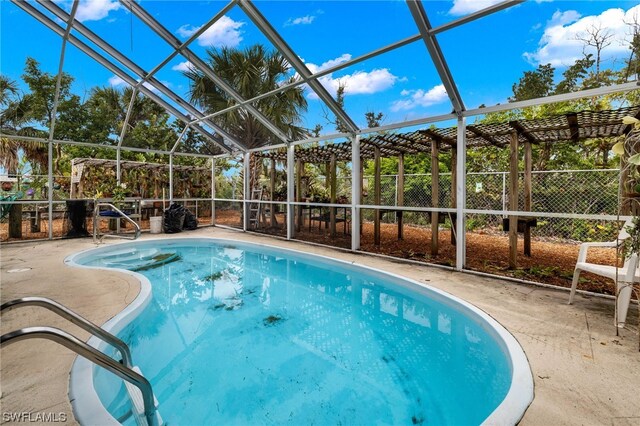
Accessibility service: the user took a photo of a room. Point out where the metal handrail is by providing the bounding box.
[1,326,157,426]
[94,202,142,243]
[1,297,132,368]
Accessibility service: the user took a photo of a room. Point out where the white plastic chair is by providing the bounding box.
[569,219,639,328]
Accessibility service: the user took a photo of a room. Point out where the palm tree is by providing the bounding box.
[85,86,169,147]
[185,45,309,191]
[0,75,47,174]
[0,74,48,238]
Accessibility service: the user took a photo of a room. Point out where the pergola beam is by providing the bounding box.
[509,120,537,144]
[467,124,502,146]
[566,113,580,142]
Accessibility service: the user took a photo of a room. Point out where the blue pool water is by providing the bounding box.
[76,239,513,425]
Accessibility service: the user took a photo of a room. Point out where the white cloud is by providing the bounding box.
[285,15,316,26]
[76,0,121,22]
[108,75,125,87]
[176,16,244,47]
[171,61,193,72]
[524,5,640,67]
[107,75,166,93]
[449,0,503,16]
[305,54,352,74]
[390,85,448,112]
[303,54,400,99]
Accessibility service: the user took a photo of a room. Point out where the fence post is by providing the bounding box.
[502,172,507,216]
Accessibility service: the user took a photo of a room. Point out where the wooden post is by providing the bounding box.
[270,159,276,227]
[431,141,440,256]
[374,147,381,246]
[450,148,457,245]
[8,204,22,238]
[330,154,337,236]
[524,141,532,257]
[296,159,303,232]
[509,131,519,269]
[397,153,404,240]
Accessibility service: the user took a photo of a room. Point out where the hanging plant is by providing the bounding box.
[612,116,640,165]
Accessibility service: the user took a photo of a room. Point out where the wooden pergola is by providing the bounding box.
[70,158,211,200]
[255,106,640,268]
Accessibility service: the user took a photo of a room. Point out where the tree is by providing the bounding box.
[185,44,309,190]
[575,24,613,85]
[510,63,555,101]
[554,54,595,94]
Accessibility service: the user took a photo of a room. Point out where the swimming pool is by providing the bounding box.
[66,238,533,425]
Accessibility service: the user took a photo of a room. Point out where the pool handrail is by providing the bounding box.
[1,296,133,368]
[1,326,158,426]
[93,202,141,243]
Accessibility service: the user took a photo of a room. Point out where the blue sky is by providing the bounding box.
[2,0,639,140]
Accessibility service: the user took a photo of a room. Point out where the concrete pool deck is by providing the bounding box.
[1,227,639,425]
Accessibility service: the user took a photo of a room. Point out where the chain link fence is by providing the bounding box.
[230,167,619,242]
[336,169,619,241]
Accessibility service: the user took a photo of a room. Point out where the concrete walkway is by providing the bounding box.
[1,227,639,425]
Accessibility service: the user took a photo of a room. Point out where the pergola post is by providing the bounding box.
[508,131,519,269]
[295,159,303,232]
[397,153,405,240]
[351,135,361,251]
[374,146,381,246]
[211,158,216,226]
[450,148,457,245]
[455,117,467,271]
[431,141,440,256]
[330,153,337,236]
[286,144,294,239]
[243,152,250,231]
[524,141,532,256]
[270,158,276,227]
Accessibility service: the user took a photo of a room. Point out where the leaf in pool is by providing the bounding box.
[204,271,223,282]
[208,303,226,311]
[263,315,284,326]
[152,253,175,262]
[131,253,181,271]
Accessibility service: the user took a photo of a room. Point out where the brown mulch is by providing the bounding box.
[215,210,619,296]
[2,209,620,296]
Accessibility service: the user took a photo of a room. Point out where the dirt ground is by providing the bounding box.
[213,209,620,296]
[2,209,620,297]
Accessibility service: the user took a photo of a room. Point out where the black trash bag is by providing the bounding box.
[163,203,186,233]
[65,200,89,238]
[183,209,198,230]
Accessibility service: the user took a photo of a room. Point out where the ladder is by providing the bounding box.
[248,188,265,229]
[1,297,161,426]
[93,202,141,243]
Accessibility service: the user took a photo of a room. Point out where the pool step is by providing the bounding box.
[102,248,160,266]
[125,366,163,426]
[102,249,180,271]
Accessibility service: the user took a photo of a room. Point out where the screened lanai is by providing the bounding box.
[4,2,640,425]
[1,0,640,290]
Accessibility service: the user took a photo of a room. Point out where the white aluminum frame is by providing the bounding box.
[6,0,638,280]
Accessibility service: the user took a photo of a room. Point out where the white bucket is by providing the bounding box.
[150,216,163,234]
